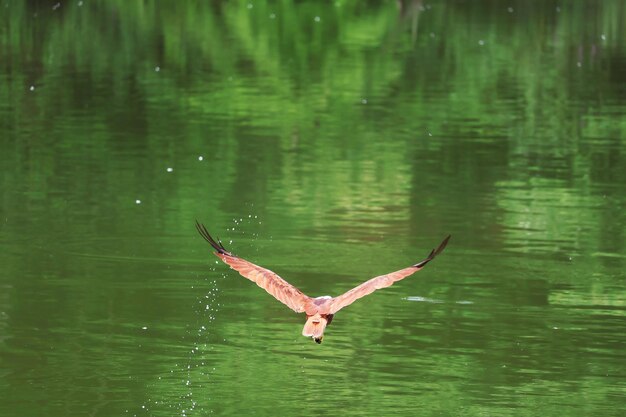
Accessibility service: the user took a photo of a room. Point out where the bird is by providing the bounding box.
[195,221,450,344]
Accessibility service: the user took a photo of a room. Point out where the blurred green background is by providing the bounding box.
[1,1,625,416]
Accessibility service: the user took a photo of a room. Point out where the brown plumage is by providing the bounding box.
[196,221,450,344]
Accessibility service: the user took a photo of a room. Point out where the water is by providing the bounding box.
[1,1,625,416]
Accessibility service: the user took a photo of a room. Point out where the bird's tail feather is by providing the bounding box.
[302,315,328,342]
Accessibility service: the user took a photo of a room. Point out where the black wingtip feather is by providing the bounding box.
[436,235,451,256]
[413,235,451,269]
[195,220,231,255]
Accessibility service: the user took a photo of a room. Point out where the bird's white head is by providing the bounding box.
[312,295,332,306]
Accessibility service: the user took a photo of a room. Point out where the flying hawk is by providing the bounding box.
[196,221,450,344]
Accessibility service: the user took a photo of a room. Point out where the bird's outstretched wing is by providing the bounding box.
[325,235,451,314]
[196,221,312,313]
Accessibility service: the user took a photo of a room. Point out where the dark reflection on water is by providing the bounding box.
[1,0,626,416]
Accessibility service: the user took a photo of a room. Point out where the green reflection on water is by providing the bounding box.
[1,1,625,416]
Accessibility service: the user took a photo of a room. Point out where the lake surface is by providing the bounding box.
[1,1,625,416]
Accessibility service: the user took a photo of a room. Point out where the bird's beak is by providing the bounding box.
[314,336,323,344]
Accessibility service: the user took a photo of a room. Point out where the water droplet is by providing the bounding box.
[577,62,582,67]
[135,199,141,204]
[478,40,485,46]
[314,16,321,22]
[269,13,276,19]
[507,7,514,12]
[556,6,560,12]
[52,2,60,10]
[155,66,160,72]
[247,3,253,9]
[142,326,148,330]
[29,85,35,91]
[166,167,173,172]
[430,32,435,38]
[361,98,368,104]
[198,156,204,161]
[78,1,83,6]
[601,34,606,41]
